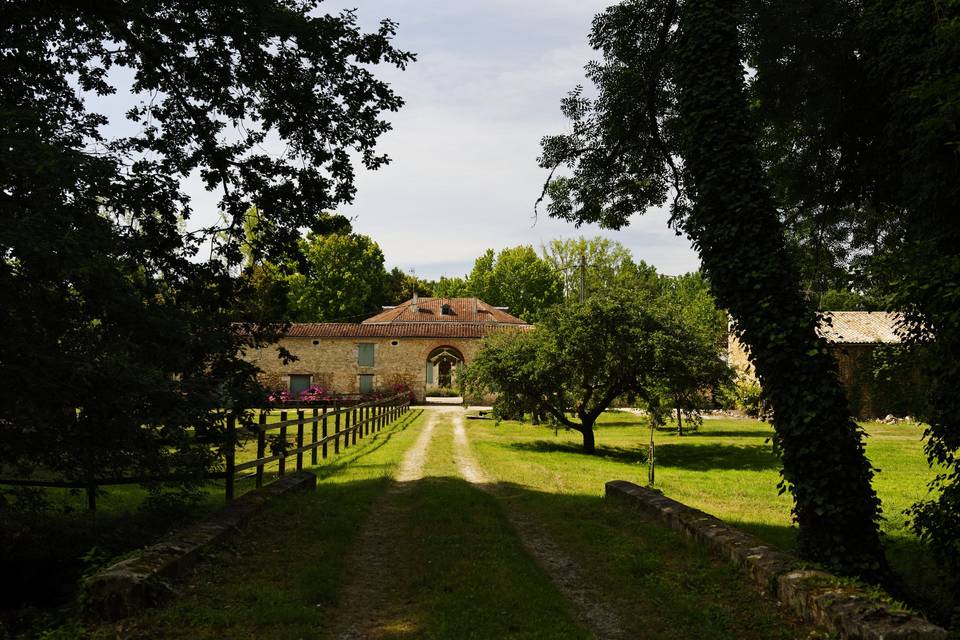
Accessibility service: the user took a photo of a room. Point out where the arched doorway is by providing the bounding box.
[426,345,464,389]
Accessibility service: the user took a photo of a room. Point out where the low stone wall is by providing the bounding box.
[605,480,947,640]
[83,471,317,621]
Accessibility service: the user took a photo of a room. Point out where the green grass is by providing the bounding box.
[467,411,947,625]
[0,410,411,638]
[467,414,809,639]
[34,409,936,638]
[48,409,819,639]
[64,410,589,640]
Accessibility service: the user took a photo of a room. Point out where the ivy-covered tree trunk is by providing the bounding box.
[673,0,887,579]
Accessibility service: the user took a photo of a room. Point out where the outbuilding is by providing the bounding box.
[728,311,921,419]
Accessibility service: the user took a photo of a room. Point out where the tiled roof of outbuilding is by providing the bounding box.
[285,322,530,339]
[362,297,526,325]
[818,311,903,344]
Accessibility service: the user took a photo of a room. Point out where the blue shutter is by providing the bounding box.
[426,361,433,384]
[358,343,375,367]
[359,374,374,394]
[289,375,311,397]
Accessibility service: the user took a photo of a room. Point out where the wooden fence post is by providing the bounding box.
[225,414,236,502]
[322,407,329,459]
[334,401,341,454]
[279,410,287,476]
[256,411,266,488]
[352,405,358,445]
[296,409,305,472]
[311,408,319,466]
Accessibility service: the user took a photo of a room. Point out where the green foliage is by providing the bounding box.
[467,291,731,453]
[745,0,960,590]
[816,289,877,311]
[285,232,389,322]
[431,275,470,299]
[727,379,764,418]
[0,2,411,508]
[541,236,658,300]
[465,246,563,321]
[537,0,888,579]
[382,267,433,306]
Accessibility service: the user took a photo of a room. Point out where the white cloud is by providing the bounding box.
[182,1,700,278]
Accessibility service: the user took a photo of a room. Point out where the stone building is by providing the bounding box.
[728,311,915,418]
[245,297,530,401]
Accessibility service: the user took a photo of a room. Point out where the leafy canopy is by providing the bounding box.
[536,0,889,579]
[0,1,412,489]
[467,288,731,453]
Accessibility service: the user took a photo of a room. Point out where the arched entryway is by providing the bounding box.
[426,345,464,389]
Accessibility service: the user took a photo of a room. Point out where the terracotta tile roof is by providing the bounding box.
[818,312,903,344]
[285,322,530,339]
[362,297,526,325]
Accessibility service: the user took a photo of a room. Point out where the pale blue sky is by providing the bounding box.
[160,2,700,279]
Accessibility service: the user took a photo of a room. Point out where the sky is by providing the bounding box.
[146,2,701,280]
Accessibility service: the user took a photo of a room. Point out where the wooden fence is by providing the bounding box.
[0,392,411,511]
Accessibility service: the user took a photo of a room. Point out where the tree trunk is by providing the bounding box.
[676,405,683,436]
[580,422,596,454]
[673,0,887,580]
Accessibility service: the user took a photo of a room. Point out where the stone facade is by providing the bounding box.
[245,335,485,401]
[245,297,530,402]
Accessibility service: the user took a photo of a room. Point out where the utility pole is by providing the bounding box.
[579,254,586,303]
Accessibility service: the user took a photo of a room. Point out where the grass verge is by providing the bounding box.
[468,410,948,627]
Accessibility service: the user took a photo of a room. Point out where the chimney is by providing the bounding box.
[412,291,418,312]
[473,297,478,316]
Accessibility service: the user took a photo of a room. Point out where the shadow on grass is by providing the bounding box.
[0,410,423,634]
[654,443,780,471]
[505,439,779,472]
[35,479,951,637]
[683,429,774,440]
[507,440,648,464]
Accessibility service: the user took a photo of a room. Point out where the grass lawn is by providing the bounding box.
[69,409,592,640]
[467,410,948,625]
[0,407,405,637]
[57,408,816,640]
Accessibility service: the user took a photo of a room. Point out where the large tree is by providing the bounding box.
[538,0,887,579]
[745,0,960,588]
[541,236,659,300]
[286,232,389,322]
[467,292,730,453]
[466,246,563,321]
[0,2,412,492]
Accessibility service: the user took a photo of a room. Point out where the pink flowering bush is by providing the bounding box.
[265,389,292,406]
[265,382,412,406]
[298,385,332,404]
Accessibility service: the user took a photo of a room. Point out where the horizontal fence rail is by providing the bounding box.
[0,393,411,511]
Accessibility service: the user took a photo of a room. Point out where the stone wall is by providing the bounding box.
[727,333,754,378]
[244,336,484,401]
[606,481,947,639]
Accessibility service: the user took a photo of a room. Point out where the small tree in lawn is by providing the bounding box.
[656,307,734,436]
[468,292,730,453]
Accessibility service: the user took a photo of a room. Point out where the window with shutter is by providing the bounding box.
[359,374,374,394]
[358,343,375,367]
